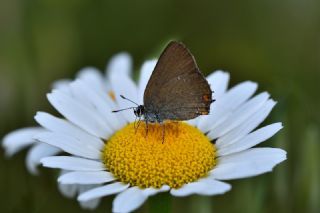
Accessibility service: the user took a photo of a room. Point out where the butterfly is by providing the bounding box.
[113,41,213,135]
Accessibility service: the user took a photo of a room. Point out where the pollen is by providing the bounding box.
[108,91,116,101]
[102,121,216,189]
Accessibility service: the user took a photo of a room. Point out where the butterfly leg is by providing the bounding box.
[156,115,165,143]
[145,120,149,138]
[161,122,165,143]
[172,120,180,125]
[135,117,142,134]
[134,116,137,129]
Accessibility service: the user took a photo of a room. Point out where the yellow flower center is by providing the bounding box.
[102,121,216,189]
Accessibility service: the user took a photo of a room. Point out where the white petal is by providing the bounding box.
[51,79,72,91]
[198,81,257,133]
[74,77,115,106]
[69,78,111,113]
[26,143,60,175]
[104,53,132,95]
[210,148,287,180]
[217,147,287,164]
[76,184,101,193]
[206,70,230,99]
[218,123,283,156]
[58,183,78,198]
[106,53,132,80]
[170,178,231,197]
[138,59,157,104]
[58,173,102,205]
[41,156,105,171]
[79,197,101,210]
[78,182,129,202]
[77,67,108,94]
[112,187,148,213]
[208,92,270,139]
[35,132,101,160]
[77,184,102,209]
[69,80,126,131]
[142,185,170,196]
[110,70,139,123]
[35,112,104,150]
[74,76,130,126]
[216,99,276,148]
[186,117,199,127]
[47,90,112,139]
[58,171,115,184]
[2,127,45,157]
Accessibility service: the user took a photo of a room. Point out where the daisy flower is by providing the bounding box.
[2,52,286,213]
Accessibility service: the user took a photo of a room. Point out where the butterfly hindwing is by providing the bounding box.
[143,41,212,121]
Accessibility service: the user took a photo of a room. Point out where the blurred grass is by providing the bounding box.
[0,0,319,212]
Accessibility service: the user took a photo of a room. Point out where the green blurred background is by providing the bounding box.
[0,0,319,212]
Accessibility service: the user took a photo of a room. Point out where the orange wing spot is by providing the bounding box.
[201,111,209,115]
[202,94,211,102]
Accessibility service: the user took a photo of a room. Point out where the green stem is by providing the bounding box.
[149,192,171,213]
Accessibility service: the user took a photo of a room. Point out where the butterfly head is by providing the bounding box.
[134,105,145,118]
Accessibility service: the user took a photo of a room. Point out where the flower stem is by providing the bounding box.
[149,192,171,213]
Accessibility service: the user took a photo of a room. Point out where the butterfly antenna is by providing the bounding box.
[120,95,139,106]
[112,107,136,113]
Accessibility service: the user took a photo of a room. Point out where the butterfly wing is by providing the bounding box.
[143,41,212,121]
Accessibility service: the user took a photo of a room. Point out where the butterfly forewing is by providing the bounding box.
[143,41,212,121]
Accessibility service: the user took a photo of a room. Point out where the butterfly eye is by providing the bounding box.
[133,107,142,117]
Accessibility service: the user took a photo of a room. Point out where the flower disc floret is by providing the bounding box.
[103,122,216,189]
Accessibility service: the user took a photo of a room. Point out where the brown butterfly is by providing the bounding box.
[113,41,213,133]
